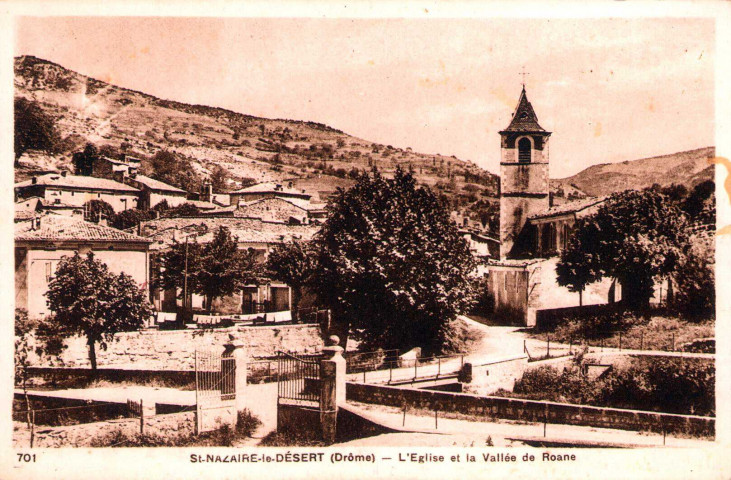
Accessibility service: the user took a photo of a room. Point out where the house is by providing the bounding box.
[14,172,140,213]
[229,182,312,207]
[77,154,190,209]
[138,216,319,314]
[207,197,313,224]
[15,214,151,319]
[124,173,189,210]
[15,196,84,220]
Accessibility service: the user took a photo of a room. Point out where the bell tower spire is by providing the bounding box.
[498,85,552,259]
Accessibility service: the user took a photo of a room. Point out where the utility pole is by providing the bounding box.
[183,235,189,311]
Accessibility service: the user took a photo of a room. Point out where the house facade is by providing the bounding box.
[15,214,151,318]
[15,172,141,213]
[138,216,319,315]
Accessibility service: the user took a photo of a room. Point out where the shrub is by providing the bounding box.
[236,409,262,437]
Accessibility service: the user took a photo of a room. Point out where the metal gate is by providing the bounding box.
[195,350,237,433]
[277,351,321,407]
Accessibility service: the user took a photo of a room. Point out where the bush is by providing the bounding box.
[672,236,714,320]
[236,409,262,437]
[508,357,714,416]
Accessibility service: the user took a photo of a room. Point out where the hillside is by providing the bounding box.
[551,147,715,198]
[14,55,499,209]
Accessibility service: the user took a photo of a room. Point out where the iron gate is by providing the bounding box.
[195,350,237,433]
[277,351,321,407]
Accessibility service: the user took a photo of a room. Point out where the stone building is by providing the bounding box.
[15,214,151,318]
[14,172,141,213]
[484,86,610,326]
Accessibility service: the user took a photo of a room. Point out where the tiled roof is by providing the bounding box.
[15,173,140,193]
[128,174,187,194]
[231,182,311,198]
[528,197,606,220]
[16,215,151,243]
[139,216,319,250]
[501,87,547,133]
[186,200,219,210]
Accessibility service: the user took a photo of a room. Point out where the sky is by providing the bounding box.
[15,17,714,178]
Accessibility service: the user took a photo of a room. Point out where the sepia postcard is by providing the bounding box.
[1,1,730,479]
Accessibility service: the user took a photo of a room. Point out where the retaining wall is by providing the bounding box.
[17,411,196,448]
[26,324,323,370]
[461,355,528,395]
[346,382,714,436]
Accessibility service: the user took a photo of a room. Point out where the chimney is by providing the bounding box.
[32,215,41,230]
[61,171,68,177]
[287,181,293,189]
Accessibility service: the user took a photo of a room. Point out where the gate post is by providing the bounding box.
[223,335,248,415]
[320,335,345,444]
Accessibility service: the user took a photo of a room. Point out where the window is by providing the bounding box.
[518,138,531,163]
[45,262,53,282]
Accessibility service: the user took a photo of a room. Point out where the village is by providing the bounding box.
[12,61,717,449]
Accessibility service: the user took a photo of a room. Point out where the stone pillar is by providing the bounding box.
[223,335,248,415]
[320,335,346,444]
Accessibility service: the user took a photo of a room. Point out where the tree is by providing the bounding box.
[45,253,153,370]
[194,227,260,312]
[672,234,715,319]
[556,189,689,308]
[164,203,202,218]
[312,168,476,354]
[266,241,318,319]
[111,208,155,230]
[14,97,58,166]
[210,165,230,193]
[83,199,115,223]
[157,227,260,312]
[72,143,99,175]
[556,219,602,306]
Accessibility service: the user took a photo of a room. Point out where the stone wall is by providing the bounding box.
[461,355,528,395]
[346,382,714,436]
[18,411,195,448]
[27,324,323,370]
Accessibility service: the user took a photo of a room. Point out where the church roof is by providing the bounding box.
[501,87,547,134]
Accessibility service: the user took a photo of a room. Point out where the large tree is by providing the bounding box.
[266,241,319,319]
[313,168,476,354]
[14,97,58,167]
[45,253,153,370]
[557,188,689,308]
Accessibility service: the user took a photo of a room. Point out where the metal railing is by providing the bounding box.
[277,351,321,406]
[346,351,466,384]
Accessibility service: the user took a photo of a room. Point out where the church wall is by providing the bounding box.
[500,162,549,195]
[499,195,550,258]
[486,267,530,324]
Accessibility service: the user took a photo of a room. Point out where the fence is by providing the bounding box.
[277,351,322,407]
[526,330,709,360]
[346,351,466,385]
[195,350,237,434]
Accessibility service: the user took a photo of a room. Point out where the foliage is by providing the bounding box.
[83,199,115,223]
[163,202,202,218]
[266,241,319,317]
[312,167,476,354]
[672,235,715,319]
[556,189,689,308]
[682,180,715,226]
[144,150,203,193]
[555,219,603,306]
[209,165,231,193]
[158,227,259,312]
[111,208,156,230]
[14,97,59,164]
[236,409,262,437]
[45,253,153,370]
[510,357,714,416]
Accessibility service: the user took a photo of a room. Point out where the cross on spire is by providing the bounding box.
[520,66,529,88]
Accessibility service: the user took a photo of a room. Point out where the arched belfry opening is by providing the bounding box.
[518,138,531,163]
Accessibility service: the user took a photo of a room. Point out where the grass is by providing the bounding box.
[528,311,714,353]
[259,431,325,447]
[87,409,261,447]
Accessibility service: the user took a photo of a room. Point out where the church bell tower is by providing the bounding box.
[499,86,551,259]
